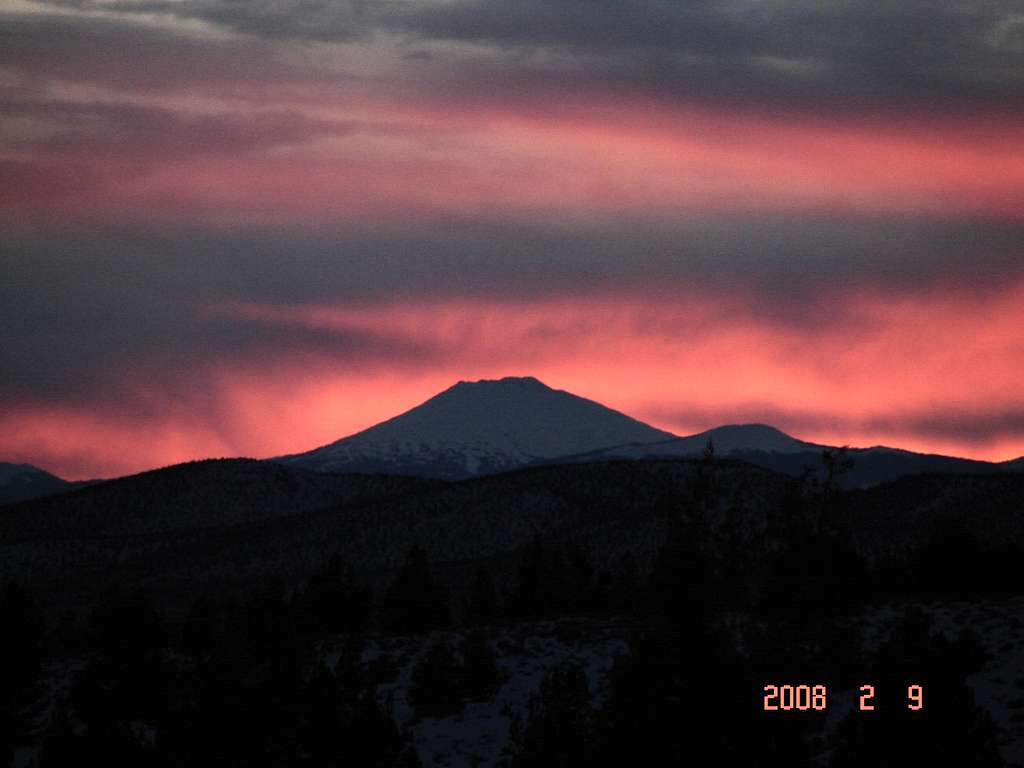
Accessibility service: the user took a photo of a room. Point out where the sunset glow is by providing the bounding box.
[3,0,1024,478]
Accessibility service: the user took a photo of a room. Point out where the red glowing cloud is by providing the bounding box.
[4,5,1024,480]
[3,282,1023,479]
[4,92,1024,229]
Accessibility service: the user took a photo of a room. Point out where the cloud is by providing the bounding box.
[0,8,289,92]
[25,0,1024,109]
[10,0,1023,112]
[4,2,1023,231]
[3,91,1023,227]
[385,0,1024,110]
[2,0,1023,477]
[35,0,374,42]
[1,99,346,158]
[3,265,1024,477]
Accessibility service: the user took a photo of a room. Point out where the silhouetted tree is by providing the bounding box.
[300,657,420,768]
[0,581,46,762]
[295,554,372,636]
[758,472,866,620]
[648,512,720,625]
[461,630,502,702]
[37,705,78,768]
[65,588,170,765]
[510,661,593,768]
[821,445,854,515]
[408,638,463,719]
[381,547,450,634]
[830,608,1002,767]
[609,552,639,613]
[507,537,599,619]
[596,624,815,768]
[507,535,551,619]
[465,566,499,625]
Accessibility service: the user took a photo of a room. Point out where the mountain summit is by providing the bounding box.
[275,377,1024,485]
[277,376,675,478]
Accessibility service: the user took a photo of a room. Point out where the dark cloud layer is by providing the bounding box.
[0,228,443,410]
[16,0,1024,111]
[2,97,347,158]
[39,0,372,42]
[0,12,292,93]
[391,0,1024,104]
[2,212,1023,408]
[2,0,1023,469]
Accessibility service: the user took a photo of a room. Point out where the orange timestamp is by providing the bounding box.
[763,684,924,711]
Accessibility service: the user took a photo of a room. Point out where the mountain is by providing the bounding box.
[277,376,675,479]
[278,378,1024,486]
[0,456,792,609]
[0,458,443,609]
[560,426,1021,488]
[552,423,819,462]
[7,451,1024,615]
[0,462,75,506]
[0,459,439,542]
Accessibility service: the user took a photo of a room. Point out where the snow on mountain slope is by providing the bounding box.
[274,377,1024,485]
[276,376,676,479]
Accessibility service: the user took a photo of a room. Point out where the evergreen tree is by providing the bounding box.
[507,538,598,619]
[465,567,498,625]
[296,554,372,636]
[461,630,502,702]
[37,705,78,768]
[830,608,1002,767]
[0,581,46,761]
[381,547,450,634]
[510,662,593,768]
[408,638,463,719]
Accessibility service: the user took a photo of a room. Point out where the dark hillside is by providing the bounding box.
[4,457,1024,615]
[0,458,443,541]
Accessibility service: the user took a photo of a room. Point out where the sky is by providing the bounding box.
[2,0,1024,479]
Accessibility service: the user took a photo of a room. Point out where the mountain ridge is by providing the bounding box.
[278,376,1023,486]
[6,377,1023,499]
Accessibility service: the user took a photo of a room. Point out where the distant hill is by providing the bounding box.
[0,458,440,541]
[0,456,776,610]
[843,471,1024,554]
[535,424,1021,488]
[725,445,1018,488]
[0,462,78,506]
[6,453,1024,615]
[545,423,819,464]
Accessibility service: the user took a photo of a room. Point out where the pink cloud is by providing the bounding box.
[4,283,1023,478]
[4,93,1023,229]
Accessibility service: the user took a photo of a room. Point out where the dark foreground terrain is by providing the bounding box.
[2,454,1023,766]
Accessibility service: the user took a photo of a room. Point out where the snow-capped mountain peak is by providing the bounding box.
[277,376,675,478]
[273,377,1024,485]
